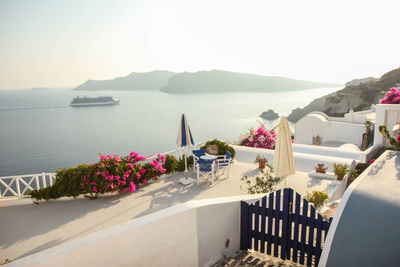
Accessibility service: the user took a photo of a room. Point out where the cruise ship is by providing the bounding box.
[70,96,120,107]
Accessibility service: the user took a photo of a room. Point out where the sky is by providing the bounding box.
[0,0,399,89]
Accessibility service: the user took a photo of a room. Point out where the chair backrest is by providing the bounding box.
[192,149,206,158]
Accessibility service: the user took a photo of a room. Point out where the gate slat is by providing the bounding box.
[286,188,294,260]
[292,192,301,263]
[254,200,260,251]
[266,191,274,255]
[249,201,254,250]
[273,190,281,257]
[299,198,308,265]
[260,197,267,253]
[281,189,289,260]
[307,206,316,266]
[240,201,249,250]
[315,214,323,265]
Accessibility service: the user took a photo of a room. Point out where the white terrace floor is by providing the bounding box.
[0,161,338,262]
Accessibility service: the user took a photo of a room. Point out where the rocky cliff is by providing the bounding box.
[287,67,400,122]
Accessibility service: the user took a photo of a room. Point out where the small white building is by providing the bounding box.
[295,106,376,147]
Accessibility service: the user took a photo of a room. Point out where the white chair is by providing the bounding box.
[214,151,232,178]
[192,149,206,173]
[196,159,215,183]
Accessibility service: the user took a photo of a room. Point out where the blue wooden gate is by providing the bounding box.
[240,188,332,267]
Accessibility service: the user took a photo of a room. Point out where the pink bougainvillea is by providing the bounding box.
[82,151,166,196]
[239,124,277,149]
[380,87,400,104]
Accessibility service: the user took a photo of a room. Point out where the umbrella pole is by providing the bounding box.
[284,175,287,188]
[184,148,188,178]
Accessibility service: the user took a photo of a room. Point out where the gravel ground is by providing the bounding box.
[211,251,307,267]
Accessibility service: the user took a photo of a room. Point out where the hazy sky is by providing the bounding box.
[0,0,399,89]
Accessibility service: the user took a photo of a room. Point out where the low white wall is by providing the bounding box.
[8,195,262,267]
[295,113,365,146]
[232,145,359,172]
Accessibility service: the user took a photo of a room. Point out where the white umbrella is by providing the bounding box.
[177,114,195,185]
[273,117,296,188]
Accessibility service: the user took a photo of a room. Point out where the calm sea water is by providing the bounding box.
[0,87,340,176]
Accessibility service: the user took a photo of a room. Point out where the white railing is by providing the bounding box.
[0,172,56,198]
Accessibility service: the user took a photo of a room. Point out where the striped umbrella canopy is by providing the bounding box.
[177,114,195,185]
[177,114,194,147]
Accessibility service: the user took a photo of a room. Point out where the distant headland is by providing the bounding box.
[73,70,342,93]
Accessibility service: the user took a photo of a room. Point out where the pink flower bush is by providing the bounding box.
[82,151,166,197]
[239,124,277,149]
[380,87,400,104]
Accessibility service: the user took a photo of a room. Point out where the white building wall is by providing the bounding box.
[295,114,365,146]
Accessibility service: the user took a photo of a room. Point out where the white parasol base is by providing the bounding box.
[179,177,195,185]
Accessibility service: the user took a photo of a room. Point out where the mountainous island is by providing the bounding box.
[74,70,176,91]
[74,70,341,93]
[286,67,400,122]
[160,70,340,93]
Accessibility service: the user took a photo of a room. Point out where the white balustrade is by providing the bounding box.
[0,172,56,198]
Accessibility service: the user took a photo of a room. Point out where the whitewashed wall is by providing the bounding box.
[295,113,365,146]
[373,104,400,147]
[7,195,262,267]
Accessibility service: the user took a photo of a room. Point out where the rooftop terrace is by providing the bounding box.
[0,151,341,263]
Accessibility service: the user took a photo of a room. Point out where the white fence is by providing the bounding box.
[0,172,56,198]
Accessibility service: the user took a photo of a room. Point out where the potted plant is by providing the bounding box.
[254,155,268,169]
[364,121,373,135]
[315,163,328,174]
[333,163,349,180]
[305,191,329,209]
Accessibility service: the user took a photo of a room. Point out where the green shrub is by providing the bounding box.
[355,163,369,174]
[241,169,280,194]
[176,155,193,172]
[27,163,90,202]
[305,191,329,208]
[163,155,178,174]
[201,139,236,159]
[347,169,360,186]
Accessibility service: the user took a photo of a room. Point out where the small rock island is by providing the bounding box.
[259,109,279,120]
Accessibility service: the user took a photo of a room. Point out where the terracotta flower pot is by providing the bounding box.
[259,162,266,169]
[337,175,344,181]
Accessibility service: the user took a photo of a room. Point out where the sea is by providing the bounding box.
[0,87,340,176]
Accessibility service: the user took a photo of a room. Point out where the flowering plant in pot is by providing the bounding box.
[239,123,277,149]
[254,155,269,169]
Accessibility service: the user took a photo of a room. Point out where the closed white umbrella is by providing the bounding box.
[273,117,296,187]
[177,114,195,185]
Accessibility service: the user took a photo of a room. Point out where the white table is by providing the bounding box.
[200,154,217,160]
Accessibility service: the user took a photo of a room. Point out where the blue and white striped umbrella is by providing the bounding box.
[177,114,194,147]
[177,114,195,184]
